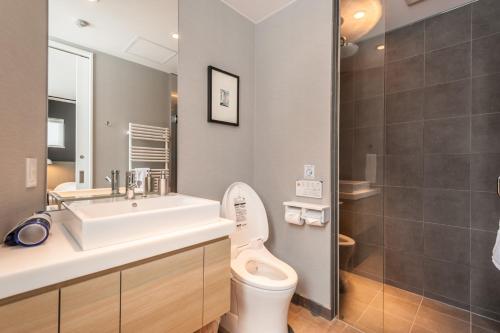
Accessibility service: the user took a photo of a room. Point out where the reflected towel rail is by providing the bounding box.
[128,123,170,191]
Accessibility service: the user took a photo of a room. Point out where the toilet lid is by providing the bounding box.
[221,182,269,247]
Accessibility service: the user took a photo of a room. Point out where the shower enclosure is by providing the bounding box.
[336,0,500,331]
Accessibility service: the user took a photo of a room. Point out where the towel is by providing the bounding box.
[493,220,500,271]
[134,168,150,193]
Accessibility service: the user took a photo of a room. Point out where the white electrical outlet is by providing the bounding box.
[25,158,37,188]
[304,165,315,179]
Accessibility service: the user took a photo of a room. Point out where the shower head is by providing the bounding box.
[340,36,359,58]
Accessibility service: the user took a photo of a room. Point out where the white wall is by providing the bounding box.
[178,0,333,309]
[178,0,255,201]
[254,0,333,308]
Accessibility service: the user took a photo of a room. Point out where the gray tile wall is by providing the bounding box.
[340,0,500,322]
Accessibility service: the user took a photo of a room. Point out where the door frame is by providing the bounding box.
[48,40,94,188]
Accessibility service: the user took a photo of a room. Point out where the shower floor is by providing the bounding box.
[287,271,500,333]
[339,271,500,333]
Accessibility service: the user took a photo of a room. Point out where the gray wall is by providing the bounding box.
[178,0,255,201]
[178,0,333,309]
[254,0,333,308]
[93,51,172,187]
[0,0,47,238]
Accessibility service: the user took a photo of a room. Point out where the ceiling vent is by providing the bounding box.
[405,0,425,6]
[125,37,176,65]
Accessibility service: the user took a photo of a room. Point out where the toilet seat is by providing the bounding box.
[231,246,298,291]
[339,233,355,246]
[221,182,298,291]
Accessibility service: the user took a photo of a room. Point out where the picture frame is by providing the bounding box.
[208,66,239,126]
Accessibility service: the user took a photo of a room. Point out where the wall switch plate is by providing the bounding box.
[25,158,37,188]
[304,165,315,179]
[296,180,323,199]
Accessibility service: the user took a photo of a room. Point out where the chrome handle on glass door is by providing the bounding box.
[497,176,500,198]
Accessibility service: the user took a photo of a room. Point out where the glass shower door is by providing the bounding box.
[337,0,500,332]
[338,0,386,331]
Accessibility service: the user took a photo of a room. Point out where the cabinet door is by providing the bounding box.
[203,238,231,325]
[0,290,58,333]
[60,272,120,333]
[121,247,204,333]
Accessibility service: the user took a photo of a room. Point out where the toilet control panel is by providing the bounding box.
[296,180,323,199]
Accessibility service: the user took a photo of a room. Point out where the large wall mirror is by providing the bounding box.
[47,0,178,205]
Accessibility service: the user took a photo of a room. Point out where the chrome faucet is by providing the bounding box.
[105,170,120,194]
[125,171,136,200]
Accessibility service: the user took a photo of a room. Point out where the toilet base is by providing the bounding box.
[221,278,295,333]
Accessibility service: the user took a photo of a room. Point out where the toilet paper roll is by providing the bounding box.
[285,213,303,225]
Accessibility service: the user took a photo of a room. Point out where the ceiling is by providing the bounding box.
[352,0,477,41]
[48,0,477,73]
[221,0,477,38]
[220,0,297,24]
[49,0,178,74]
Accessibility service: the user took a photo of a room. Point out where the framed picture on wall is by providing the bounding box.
[208,66,239,126]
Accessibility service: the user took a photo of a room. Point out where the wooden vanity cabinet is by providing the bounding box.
[60,272,120,333]
[0,290,59,333]
[121,247,204,333]
[0,238,230,333]
[203,238,231,325]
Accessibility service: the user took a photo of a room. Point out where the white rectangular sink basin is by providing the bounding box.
[63,194,221,250]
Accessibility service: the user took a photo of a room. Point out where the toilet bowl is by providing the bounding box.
[338,234,355,293]
[339,234,355,270]
[220,182,298,333]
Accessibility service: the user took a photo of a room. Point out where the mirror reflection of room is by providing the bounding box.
[47,0,178,205]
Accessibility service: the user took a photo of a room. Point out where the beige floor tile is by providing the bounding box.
[343,325,365,333]
[420,298,470,322]
[383,284,423,305]
[340,294,371,325]
[414,303,470,333]
[409,324,435,333]
[329,320,347,333]
[370,292,420,322]
[356,306,413,333]
[342,276,381,305]
[344,271,383,292]
[355,306,384,333]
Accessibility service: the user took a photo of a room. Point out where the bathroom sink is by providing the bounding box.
[63,194,221,250]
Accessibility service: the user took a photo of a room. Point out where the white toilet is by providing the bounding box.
[220,182,298,333]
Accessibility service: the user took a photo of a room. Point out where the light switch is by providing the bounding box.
[25,158,37,188]
[304,165,315,179]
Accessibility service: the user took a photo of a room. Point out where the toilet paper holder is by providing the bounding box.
[283,201,330,226]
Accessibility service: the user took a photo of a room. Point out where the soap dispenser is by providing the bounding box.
[159,170,168,196]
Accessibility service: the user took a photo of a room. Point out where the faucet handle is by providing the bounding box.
[105,176,112,183]
[126,171,136,186]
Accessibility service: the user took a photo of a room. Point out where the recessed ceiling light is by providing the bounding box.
[172,33,179,40]
[376,44,385,50]
[353,11,366,20]
[88,0,99,2]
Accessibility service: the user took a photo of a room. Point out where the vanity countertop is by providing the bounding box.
[0,210,235,300]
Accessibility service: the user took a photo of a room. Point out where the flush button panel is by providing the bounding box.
[296,180,323,199]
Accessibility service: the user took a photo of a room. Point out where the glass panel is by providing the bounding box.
[339,0,500,332]
[338,0,385,332]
